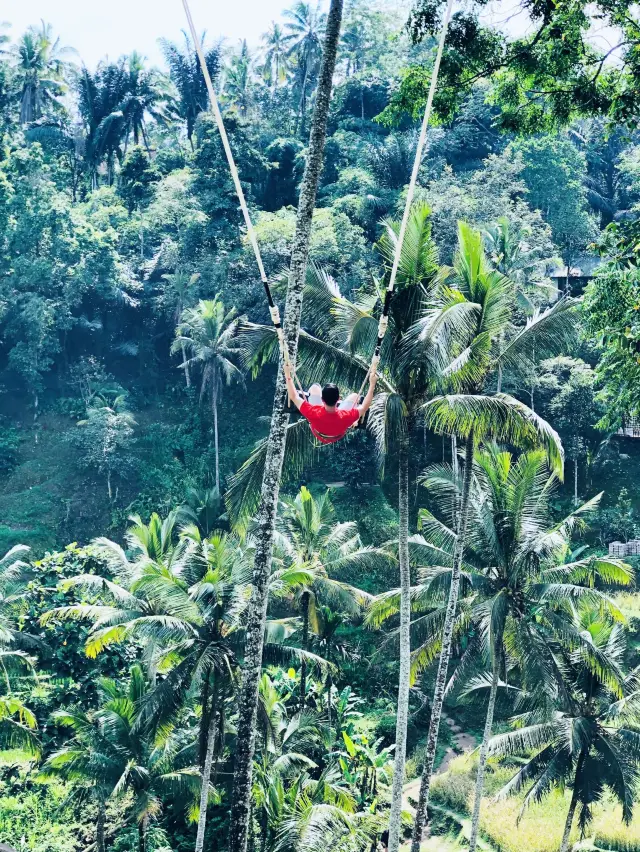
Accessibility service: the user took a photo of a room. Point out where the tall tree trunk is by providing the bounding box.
[138,816,148,852]
[387,440,411,852]
[468,648,502,852]
[199,676,211,770]
[227,7,344,852]
[559,751,584,852]
[574,457,578,506]
[410,431,475,852]
[195,679,220,852]
[96,799,106,852]
[300,591,310,707]
[326,668,333,730]
[213,386,220,493]
[182,341,191,388]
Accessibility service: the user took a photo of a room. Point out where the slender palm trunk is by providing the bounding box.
[300,591,310,707]
[199,677,211,769]
[388,440,411,852]
[96,799,106,852]
[213,385,220,493]
[410,431,474,852]
[559,751,584,852]
[326,670,333,729]
[574,458,578,506]
[182,341,191,388]
[468,649,501,852]
[227,7,344,852]
[138,816,148,852]
[195,679,220,852]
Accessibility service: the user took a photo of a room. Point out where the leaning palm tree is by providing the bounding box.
[11,21,75,123]
[403,446,633,852]
[260,23,290,89]
[276,487,380,705]
[409,222,576,852]
[489,607,640,852]
[226,5,345,851]
[173,297,244,493]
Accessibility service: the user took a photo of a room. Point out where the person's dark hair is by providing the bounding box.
[321,384,340,406]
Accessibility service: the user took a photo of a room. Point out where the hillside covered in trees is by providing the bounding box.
[0,1,640,851]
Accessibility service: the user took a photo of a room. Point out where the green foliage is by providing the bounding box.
[118,146,161,213]
[0,425,21,475]
[583,262,640,425]
[397,0,640,131]
[20,544,133,714]
[511,135,597,258]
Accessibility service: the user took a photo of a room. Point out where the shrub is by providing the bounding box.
[431,761,474,814]
[0,424,21,474]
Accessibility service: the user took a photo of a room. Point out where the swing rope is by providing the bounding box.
[356,0,456,400]
[181,0,304,394]
[182,0,455,403]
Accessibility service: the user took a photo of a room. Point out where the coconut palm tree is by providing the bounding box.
[284,2,327,128]
[173,297,244,493]
[400,446,633,852]
[0,545,40,756]
[117,52,175,155]
[232,207,569,852]
[276,487,380,706]
[489,607,640,852]
[409,221,575,852]
[260,23,290,89]
[43,516,249,852]
[227,4,345,850]
[43,707,120,852]
[11,22,75,124]
[224,40,255,118]
[95,666,200,852]
[161,269,200,388]
[44,516,321,852]
[160,31,221,147]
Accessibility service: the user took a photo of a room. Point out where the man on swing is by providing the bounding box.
[284,362,378,445]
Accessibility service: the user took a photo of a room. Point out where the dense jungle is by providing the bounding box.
[1,1,640,851]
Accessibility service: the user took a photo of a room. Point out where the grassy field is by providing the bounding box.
[428,755,640,852]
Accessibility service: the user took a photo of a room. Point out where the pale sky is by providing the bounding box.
[3,0,626,72]
[2,0,305,69]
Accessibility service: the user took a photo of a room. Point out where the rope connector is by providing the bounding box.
[269,305,281,327]
[377,315,389,337]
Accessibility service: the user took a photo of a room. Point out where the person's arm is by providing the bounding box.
[284,364,304,411]
[357,367,378,417]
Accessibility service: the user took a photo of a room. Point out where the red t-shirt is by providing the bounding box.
[300,400,360,444]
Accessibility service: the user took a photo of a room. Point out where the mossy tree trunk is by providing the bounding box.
[227,6,344,852]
